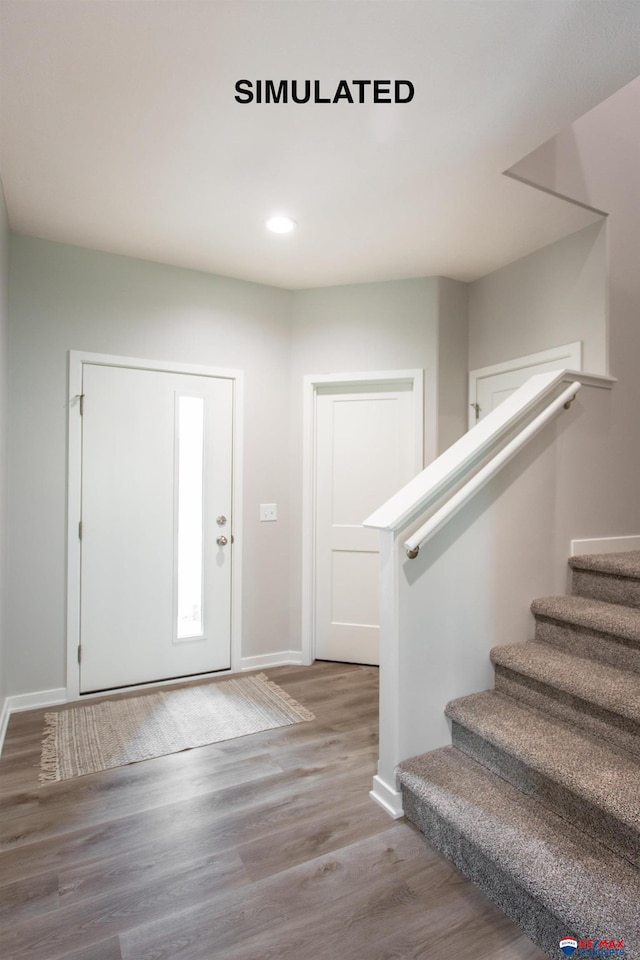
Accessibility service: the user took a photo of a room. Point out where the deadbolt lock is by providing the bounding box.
[217,515,227,525]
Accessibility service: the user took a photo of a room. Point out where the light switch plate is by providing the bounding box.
[260,503,277,522]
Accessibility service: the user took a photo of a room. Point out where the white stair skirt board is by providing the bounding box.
[241,651,305,671]
[571,536,640,556]
[370,773,404,819]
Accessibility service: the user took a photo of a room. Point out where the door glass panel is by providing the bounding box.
[177,396,204,640]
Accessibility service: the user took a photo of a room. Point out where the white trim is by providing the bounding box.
[301,370,424,666]
[66,350,244,698]
[67,354,83,700]
[563,370,616,390]
[0,697,9,755]
[470,342,583,382]
[230,375,244,673]
[571,535,640,557]
[301,369,424,389]
[1,690,65,758]
[469,340,582,380]
[7,688,67,713]
[373,529,404,819]
[68,350,243,380]
[370,774,404,819]
[469,342,582,430]
[240,651,304,671]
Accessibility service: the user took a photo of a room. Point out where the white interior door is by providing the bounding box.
[79,363,233,693]
[476,365,550,418]
[314,380,421,665]
[469,342,582,425]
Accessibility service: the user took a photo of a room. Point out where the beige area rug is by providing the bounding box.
[39,673,314,784]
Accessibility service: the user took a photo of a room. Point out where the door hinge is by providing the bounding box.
[78,520,83,540]
[79,394,85,416]
[77,645,82,664]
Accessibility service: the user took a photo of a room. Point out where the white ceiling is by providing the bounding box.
[1,1,639,289]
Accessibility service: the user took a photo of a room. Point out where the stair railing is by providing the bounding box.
[365,369,581,547]
[403,379,580,559]
[363,368,583,819]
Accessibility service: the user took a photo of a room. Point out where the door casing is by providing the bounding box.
[66,350,244,700]
[301,370,424,666]
[468,341,582,428]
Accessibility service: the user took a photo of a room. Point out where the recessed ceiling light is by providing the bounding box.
[265,215,297,234]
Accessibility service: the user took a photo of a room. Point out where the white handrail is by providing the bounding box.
[364,369,573,534]
[403,381,581,558]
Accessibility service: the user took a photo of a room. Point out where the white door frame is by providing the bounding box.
[66,350,244,700]
[468,341,582,429]
[301,370,424,666]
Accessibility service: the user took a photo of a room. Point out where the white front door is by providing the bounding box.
[79,362,233,693]
[314,380,421,666]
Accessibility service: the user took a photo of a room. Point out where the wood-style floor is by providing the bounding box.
[0,662,546,960]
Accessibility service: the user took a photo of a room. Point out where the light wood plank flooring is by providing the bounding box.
[0,663,545,959]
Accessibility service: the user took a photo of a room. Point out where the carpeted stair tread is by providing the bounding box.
[569,552,640,609]
[569,550,640,580]
[400,549,640,957]
[445,690,640,839]
[490,640,640,724]
[397,746,640,942]
[532,595,640,643]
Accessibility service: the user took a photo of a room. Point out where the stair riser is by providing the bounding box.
[451,721,640,868]
[401,785,561,960]
[494,666,640,759]
[572,569,640,609]
[534,617,640,676]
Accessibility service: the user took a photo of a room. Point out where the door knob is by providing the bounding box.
[216,535,228,546]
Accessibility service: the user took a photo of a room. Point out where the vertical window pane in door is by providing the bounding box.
[177,396,204,640]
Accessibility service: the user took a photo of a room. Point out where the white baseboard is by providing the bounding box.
[571,536,640,557]
[0,687,67,757]
[241,651,304,672]
[0,697,9,756]
[8,687,68,712]
[370,774,404,819]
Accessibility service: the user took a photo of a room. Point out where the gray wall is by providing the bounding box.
[290,277,440,456]
[436,278,469,454]
[290,276,469,465]
[468,221,607,374]
[3,204,622,707]
[0,182,8,713]
[494,78,640,548]
[288,278,443,651]
[6,240,466,698]
[7,235,293,696]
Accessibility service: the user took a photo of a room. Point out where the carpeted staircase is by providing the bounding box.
[396,551,640,959]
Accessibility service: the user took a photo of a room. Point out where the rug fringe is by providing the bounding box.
[256,673,316,722]
[38,712,60,785]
